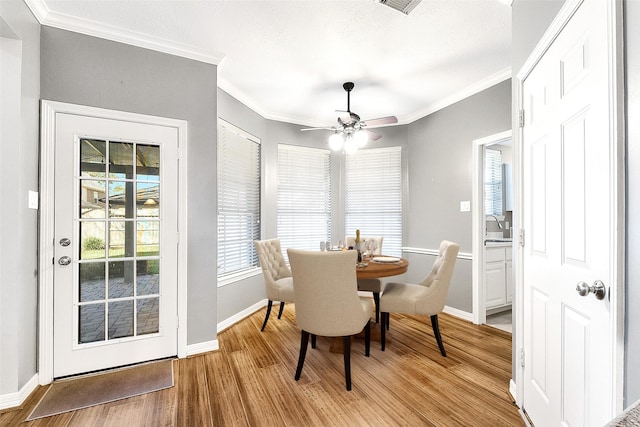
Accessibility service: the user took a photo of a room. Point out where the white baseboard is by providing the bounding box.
[0,373,39,411]
[186,340,219,356]
[509,379,517,402]
[185,300,267,357]
[443,305,473,322]
[218,300,267,333]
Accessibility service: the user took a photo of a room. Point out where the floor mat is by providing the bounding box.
[26,359,174,421]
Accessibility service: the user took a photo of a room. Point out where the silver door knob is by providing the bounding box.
[576,280,606,300]
[59,238,71,247]
[58,256,72,266]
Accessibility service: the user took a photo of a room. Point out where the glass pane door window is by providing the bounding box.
[78,139,161,343]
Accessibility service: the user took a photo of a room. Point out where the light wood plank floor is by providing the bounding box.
[0,304,524,426]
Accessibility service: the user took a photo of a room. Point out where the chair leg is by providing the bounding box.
[261,300,273,331]
[381,312,387,351]
[343,336,352,391]
[277,301,285,319]
[431,314,446,357]
[311,334,317,349]
[373,292,380,323]
[364,320,370,357]
[295,330,310,381]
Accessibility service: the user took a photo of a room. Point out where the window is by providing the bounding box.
[345,147,402,257]
[277,144,332,261]
[484,147,503,216]
[217,120,261,277]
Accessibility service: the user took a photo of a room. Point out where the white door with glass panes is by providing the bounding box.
[521,0,622,424]
[53,112,179,378]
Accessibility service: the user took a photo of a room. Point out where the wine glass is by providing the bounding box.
[338,240,344,250]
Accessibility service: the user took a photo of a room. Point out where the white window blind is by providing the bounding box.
[484,148,503,216]
[277,144,331,262]
[217,120,261,277]
[345,147,402,257]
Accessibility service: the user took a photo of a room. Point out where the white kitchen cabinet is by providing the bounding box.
[484,244,513,309]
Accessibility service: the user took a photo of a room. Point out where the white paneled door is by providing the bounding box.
[52,111,179,378]
[522,0,621,425]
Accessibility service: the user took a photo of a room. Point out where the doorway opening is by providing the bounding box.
[471,130,512,327]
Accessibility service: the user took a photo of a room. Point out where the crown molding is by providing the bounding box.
[402,67,512,124]
[24,0,222,65]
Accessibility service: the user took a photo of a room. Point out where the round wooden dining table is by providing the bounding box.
[356,256,409,279]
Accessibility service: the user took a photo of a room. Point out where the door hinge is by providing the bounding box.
[519,229,525,247]
[519,110,525,128]
[520,348,525,368]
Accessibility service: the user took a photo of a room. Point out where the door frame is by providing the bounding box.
[38,100,189,385]
[512,0,625,413]
[471,129,512,326]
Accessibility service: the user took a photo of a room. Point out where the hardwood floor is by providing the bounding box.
[0,304,524,426]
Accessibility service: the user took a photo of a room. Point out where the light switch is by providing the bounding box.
[28,191,39,210]
[460,201,470,212]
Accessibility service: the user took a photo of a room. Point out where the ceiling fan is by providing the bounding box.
[301,82,398,152]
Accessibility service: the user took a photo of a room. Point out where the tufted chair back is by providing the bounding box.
[254,239,292,301]
[254,239,295,331]
[413,240,459,314]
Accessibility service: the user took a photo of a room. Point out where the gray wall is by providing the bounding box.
[40,27,218,346]
[624,0,640,408]
[0,0,40,396]
[406,79,512,312]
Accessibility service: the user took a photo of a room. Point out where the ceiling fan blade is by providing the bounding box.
[365,129,383,141]
[362,116,398,128]
[301,126,336,131]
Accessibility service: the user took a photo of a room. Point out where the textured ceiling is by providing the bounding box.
[33,0,512,127]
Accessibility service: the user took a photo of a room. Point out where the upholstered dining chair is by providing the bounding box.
[254,239,295,331]
[380,240,459,357]
[287,249,372,391]
[346,235,384,323]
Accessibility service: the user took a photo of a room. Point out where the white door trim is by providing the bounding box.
[471,129,512,325]
[512,0,625,412]
[38,100,189,385]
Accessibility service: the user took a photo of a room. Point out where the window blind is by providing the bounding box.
[217,120,261,277]
[345,146,402,257]
[277,144,332,262]
[484,148,503,216]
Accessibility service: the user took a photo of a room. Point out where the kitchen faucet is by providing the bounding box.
[487,215,503,229]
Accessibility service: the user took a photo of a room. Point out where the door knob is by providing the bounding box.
[576,280,606,300]
[58,256,72,266]
[59,238,71,247]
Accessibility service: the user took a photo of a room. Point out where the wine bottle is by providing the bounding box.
[355,229,363,263]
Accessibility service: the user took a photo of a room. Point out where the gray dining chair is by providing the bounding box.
[287,249,371,391]
[380,240,459,356]
[346,235,384,322]
[254,239,295,331]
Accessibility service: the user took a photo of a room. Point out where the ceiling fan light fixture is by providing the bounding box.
[354,130,368,148]
[344,136,358,154]
[329,132,344,151]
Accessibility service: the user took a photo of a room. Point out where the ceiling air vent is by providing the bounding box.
[377,0,422,15]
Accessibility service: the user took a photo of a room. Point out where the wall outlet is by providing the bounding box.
[460,201,471,212]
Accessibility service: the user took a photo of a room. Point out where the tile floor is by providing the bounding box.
[486,309,512,333]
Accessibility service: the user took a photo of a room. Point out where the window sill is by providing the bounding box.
[218,267,262,287]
